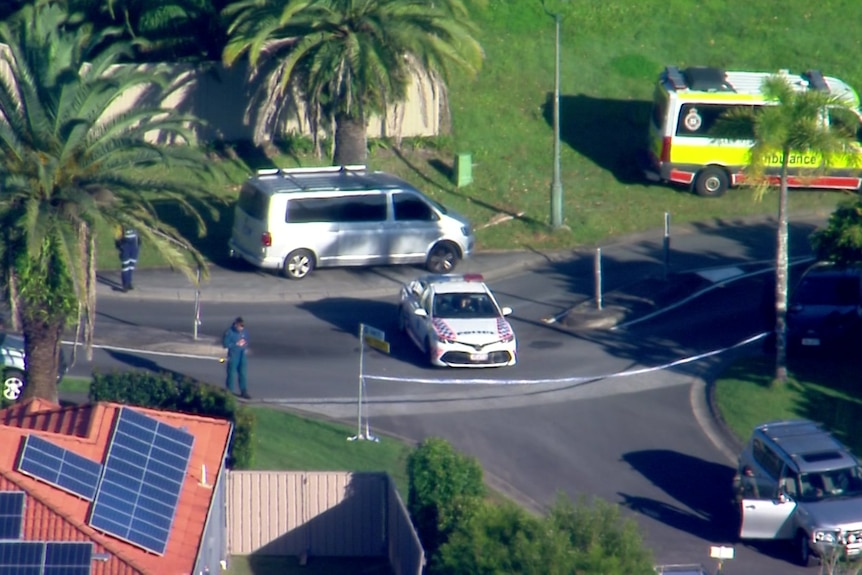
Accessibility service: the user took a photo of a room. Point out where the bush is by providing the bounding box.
[407,437,486,559]
[90,370,255,469]
[433,494,655,575]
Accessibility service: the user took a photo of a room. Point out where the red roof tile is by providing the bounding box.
[0,398,232,575]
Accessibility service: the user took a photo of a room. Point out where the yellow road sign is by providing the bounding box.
[364,336,390,354]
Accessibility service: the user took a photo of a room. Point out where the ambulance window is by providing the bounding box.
[676,104,755,139]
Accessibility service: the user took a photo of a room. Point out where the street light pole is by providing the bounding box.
[550,12,563,229]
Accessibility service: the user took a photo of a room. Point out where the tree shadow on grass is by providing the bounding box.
[542,94,654,187]
[390,147,545,229]
[152,198,236,267]
[790,356,862,454]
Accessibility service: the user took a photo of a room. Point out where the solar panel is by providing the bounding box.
[89,407,194,555]
[0,541,93,575]
[16,436,103,501]
[44,542,93,575]
[0,491,25,539]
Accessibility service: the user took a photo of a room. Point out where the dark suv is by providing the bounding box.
[786,263,862,353]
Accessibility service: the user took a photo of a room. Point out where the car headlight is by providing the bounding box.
[814,530,840,544]
[500,333,515,343]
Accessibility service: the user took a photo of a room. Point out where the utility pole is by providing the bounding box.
[542,1,565,229]
[551,13,563,228]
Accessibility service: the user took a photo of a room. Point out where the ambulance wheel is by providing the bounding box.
[2,369,25,401]
[283,249,315,280]
[694,167,729,197]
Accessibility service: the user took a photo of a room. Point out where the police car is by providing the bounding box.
[398,274,517,367]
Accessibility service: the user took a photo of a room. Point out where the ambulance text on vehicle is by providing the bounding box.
[642,66,862,197]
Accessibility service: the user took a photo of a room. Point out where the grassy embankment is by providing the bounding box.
[94,1,862,272]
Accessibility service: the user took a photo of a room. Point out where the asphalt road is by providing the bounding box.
[63,216,828,574]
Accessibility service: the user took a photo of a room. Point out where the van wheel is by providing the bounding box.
[694,167,729,197]
[2,370,25,401]
[283,249,315,280]
[795,530,813,567]
[426,242,460,274]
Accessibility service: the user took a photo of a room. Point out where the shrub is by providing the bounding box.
[433,494,655,575]
[407,437,486,558]
[90,370,255,469]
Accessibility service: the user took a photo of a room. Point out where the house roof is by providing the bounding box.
[0,399,233,575]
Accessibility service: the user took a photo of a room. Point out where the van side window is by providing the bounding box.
[286,195,386,223]
[676,103,756,139]
[238,184,269,220]
[340,194,387,222]
[752,438,784,479]
[394,193,437,221]
[287,197,341,223]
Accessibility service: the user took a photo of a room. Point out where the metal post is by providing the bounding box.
[594,248,602,310]
[355,325,365,440]
[663,212,671,281]
[550,13,563,229]
[193,266,202,340]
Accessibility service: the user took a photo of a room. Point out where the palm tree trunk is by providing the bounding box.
[333,113,368,166]
[20,318,64,404]
[773,156,790,384]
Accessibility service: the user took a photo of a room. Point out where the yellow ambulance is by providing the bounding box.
[642,66,862,197]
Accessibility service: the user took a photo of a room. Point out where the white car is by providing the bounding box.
[1,331,67,401]
[398,274,517,367]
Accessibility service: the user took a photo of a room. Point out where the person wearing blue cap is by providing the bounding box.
[222,317,251,399]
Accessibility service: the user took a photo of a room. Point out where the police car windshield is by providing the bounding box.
[433,293,498,319]
[798,466,862,502]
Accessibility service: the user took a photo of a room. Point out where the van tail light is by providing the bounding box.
[261,232,272,247]
[660,136,672,162]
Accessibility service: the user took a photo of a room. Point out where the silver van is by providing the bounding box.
[735,419,862,566]
[228,166,474,279]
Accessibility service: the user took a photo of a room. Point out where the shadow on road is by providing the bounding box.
[621,449,737,542]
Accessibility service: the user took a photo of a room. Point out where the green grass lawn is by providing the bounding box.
[94,0,862,272]
[714,354,862,455]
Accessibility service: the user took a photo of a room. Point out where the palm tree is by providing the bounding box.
[68,0,233,62]
[720,74,861,383]
[0,2,223,402]
[222,0,484,165]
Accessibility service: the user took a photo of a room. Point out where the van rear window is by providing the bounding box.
[237,184,269,220]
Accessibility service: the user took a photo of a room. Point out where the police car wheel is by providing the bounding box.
[283,249,315,280]
[2,370,25,401]
[694,167,729,197]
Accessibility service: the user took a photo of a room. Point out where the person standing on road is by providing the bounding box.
[116,227,141,292]
[223,317,250,399]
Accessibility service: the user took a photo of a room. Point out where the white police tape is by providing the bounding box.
[363,332,768,385]
[60,340,221,361]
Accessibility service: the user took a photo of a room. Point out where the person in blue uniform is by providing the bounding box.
[223,317,250,399]
[116,228,141,292]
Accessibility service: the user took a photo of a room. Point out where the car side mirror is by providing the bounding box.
[414,308,428,318]
[501,306,513,316]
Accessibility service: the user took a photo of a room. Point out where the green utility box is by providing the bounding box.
[454,153,473,187]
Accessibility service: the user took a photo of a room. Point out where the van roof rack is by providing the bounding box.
[256,164,367,177]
